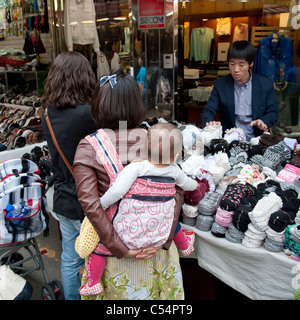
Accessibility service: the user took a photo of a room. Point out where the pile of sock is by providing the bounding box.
[248,192,283,232]
[196,191,222,231]
[284,223,300,261]
[225,223,245,243]
[215,207,234,227]
[250,140,292,172]
[210,139,230,157]
[228,146,248,169]
[200,124,222,147]
[277,164,300,183]
[177,124,300,260]
[224,127,247,143]
[220,182,257,211]
[242,223,267,248]
[182,203,198,226]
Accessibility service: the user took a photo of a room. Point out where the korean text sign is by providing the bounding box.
[138,0,165,29]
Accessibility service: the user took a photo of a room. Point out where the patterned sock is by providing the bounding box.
[261,147,284,170]
[220,183,252,211]
[229,146,248,167]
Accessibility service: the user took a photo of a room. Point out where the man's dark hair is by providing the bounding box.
[227,40,256,65]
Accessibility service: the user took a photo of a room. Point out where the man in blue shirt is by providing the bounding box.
[201,40,278,141]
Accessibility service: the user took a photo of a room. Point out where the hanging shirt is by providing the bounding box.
[64,0,100,52]
[232,23,248,42]
[190,27,214,62]
[97,51,121,80]
[234,72,255,141]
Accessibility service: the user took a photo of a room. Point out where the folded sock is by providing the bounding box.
[225,223,244,243]
[220,182,256,211]
[195,214,215,231]
[198,191,221,215]
[249,192,283,232]
[211,221,226,237]
[229,146,248,167]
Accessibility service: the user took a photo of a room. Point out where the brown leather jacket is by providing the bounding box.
[73,128,184,259]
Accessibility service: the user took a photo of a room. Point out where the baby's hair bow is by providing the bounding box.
[99,74,117,88]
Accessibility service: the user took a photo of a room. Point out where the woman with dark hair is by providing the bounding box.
[41,51,99,300]
[73,68,185,300]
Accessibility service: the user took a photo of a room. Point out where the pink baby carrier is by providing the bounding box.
[85,129,176,256]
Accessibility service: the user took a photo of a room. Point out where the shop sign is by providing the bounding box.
[138,0,165,29]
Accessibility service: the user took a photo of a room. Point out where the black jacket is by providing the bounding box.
[41,104,98,221]
[201,73,278,137]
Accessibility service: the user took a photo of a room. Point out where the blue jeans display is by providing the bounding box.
[57,214,84,300]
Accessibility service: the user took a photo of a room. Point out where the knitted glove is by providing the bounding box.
[249,154,264,168]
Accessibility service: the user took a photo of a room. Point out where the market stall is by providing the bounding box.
[182,224,297,300]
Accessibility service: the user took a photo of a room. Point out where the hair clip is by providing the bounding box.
[99,74,117,88]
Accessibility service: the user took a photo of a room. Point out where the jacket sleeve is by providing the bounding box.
[201,82,221,127]
[259,81,278,130]
[73,139,129,259]
[253,42,261,75]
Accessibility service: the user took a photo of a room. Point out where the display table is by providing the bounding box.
[182,223,298,300]
[0,141,47,162]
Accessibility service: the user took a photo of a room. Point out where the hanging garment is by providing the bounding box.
[64,0,100,52]
[253,32,294,82]
[97,51,121,80]
[232,23,248,42]
[190,27,214,62]
[216,17,232,36]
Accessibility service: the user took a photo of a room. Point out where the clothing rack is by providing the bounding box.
[251,26,296,48]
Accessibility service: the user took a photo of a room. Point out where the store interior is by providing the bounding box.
[178,0,300,138]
